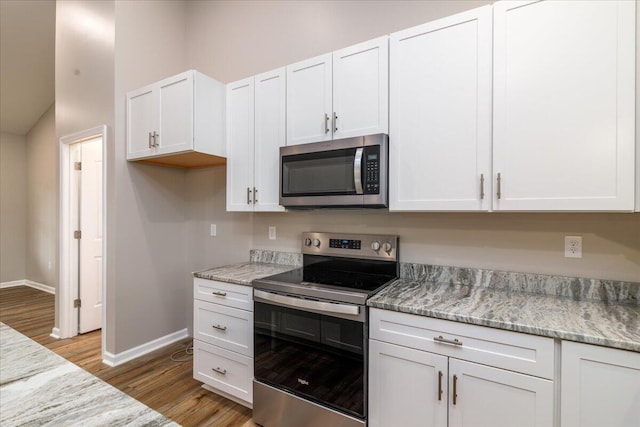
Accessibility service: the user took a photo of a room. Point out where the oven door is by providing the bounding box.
[254,290,366,419]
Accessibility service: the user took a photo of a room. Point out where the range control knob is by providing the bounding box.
[382,242,393,253]
[371,241,381,251]
[313,238,321,248]
[304,238,312,247]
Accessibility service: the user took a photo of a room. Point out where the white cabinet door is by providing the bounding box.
[157,71,194,155]
[389,6,492,211]
[286,53,332,145]
[127,86,157,159]
[333,36,388,139]
[561,341,640,427]
[226,77,255,212]
[254,68,286,212]
[493,0,635,211]
[369,340,448,427]
[449,359,553,427]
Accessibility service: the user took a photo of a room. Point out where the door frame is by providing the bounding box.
[55,126,107,354]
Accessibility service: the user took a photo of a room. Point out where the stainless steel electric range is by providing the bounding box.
[252,232,399,427]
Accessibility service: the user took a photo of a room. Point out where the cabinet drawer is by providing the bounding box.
[194,299,253,356]
[370,308,554,379]
[194,278,253,311]
[193,340,253,405]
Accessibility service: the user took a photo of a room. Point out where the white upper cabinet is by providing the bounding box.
[286,36,389,145]
[254,68,286,212]
[226,77,255,212]
[226,68,286,212]
[389,6,493,211]
[286,54,333,145]
[333,37,389,139]
[493,0,636,211]
[126,70,225,168]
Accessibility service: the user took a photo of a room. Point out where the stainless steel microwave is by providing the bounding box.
[280,134,388,208]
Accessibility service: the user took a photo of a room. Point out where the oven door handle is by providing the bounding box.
[254,289,360,315]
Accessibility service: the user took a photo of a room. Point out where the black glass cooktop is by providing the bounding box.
[262,255,398,293]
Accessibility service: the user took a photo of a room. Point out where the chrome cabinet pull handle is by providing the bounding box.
[324,113,330,133]
[480,174,485,200]
[212,324,227,331]
[211,291,227,297]
[497,172,502,199]
[153,131,159,147]
[148,132,153,148]
[253,187,257,204]
[247,187,252,205]
[334,112,338,132]
[438,371,443,401]
[433,335,463,346]
[453,374,458,405]
[212,367,227,375]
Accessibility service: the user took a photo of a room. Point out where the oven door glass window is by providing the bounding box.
[254,301,365,419]
[281,148,358,196]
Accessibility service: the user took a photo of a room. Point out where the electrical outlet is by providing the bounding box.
[269,226,276,240]
[210,224,217,237]
[564,236,582,258]
[48,261,52,270]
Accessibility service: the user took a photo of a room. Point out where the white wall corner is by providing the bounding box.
[101,328,190,367]
[50,327,61,339]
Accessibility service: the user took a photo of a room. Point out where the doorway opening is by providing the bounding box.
[56,126,107,359]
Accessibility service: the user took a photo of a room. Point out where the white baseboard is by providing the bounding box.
[102,328,190,367]
[0,279,55,294]
[50,327,61,339]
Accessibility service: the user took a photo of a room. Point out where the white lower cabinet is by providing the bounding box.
[369,308,554,427]
[193,279,253,407]
[561,341,640,427]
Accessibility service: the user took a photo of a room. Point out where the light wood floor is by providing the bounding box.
[0,286,256,427]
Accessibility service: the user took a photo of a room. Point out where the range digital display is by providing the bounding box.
[329,239,362,250]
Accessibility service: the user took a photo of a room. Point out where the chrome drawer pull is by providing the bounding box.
[212,324,227,331]
[434,335,463,346]
[211,291,227,297]
[212,367,227,375]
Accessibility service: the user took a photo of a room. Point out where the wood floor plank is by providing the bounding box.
[0,286,253,426]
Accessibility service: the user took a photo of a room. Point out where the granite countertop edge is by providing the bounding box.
[368,280,640,353]
[193,261,297,286]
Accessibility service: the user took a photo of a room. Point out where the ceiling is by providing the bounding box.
[0,0,56,135]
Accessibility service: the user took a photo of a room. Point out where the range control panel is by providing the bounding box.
[302,232,398,261]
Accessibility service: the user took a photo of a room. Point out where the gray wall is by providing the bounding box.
[0,132,27,283]
[113,0,190,352]
[26,105,57,288]
[184,0,640,282]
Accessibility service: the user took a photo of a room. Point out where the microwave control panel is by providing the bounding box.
[363,146,380,194]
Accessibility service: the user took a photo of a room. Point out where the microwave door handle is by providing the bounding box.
[354,147,364,194]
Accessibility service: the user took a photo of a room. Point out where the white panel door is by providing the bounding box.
[493,0,635,211]
[126,86,157,159]
[254,68,286,212]
[449,359,553,427]
[389,6,492,211]
[157,71,193,155]
[286,53,332,145]
[561,341,640,427]
[333,36,389,139]
[226,77,255,212]
[79,136,103,334]
[369,340,448,427]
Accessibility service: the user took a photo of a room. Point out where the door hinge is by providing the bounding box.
[74,299,81,308]
[74,230,81,239]
[74,162,82,170]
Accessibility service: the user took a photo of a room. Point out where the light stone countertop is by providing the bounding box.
[193,262,298,286]
[368,278,640,353]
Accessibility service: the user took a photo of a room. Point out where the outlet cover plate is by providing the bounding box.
[564,236,582,258]
[269,226,276,240]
